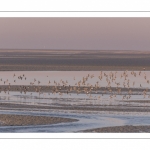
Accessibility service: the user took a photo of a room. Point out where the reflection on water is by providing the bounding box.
[0,91,150,108]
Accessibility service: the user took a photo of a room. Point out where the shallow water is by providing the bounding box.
[0,71,150,132]
[0,109,150,132]
[0,91,150,108]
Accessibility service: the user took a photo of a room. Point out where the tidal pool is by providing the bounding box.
[0,109,150,132]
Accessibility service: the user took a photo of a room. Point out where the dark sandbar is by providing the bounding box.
[82,125,150,133]
[0,114,78,126]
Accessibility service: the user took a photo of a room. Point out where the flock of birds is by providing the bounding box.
[0,69,150,103]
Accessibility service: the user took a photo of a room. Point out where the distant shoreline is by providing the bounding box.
[0,50,150,71]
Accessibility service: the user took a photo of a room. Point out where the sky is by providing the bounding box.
[0,18,150,50]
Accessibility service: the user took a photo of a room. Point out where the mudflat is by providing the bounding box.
[82,125,150,133]
[0,114,78,126]
[0,50,150,71]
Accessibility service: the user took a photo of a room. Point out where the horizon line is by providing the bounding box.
[0,49,150,51]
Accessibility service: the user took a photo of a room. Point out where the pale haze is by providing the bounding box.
[0,18,150,50]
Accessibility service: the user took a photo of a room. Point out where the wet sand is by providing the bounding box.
[82,125,150,133]
[0,102,150,113]
[1,50,150,71]
[0,114,78,126]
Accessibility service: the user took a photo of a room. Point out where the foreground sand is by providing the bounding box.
[0,114,78,126]
[82,125,150,133]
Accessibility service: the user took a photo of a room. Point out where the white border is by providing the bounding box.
[0,133,150,139]
[0,0,150,11]
[0,1,150,150]
[0,12,150,17]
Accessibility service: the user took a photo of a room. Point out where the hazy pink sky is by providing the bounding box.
[0,18,150,50]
